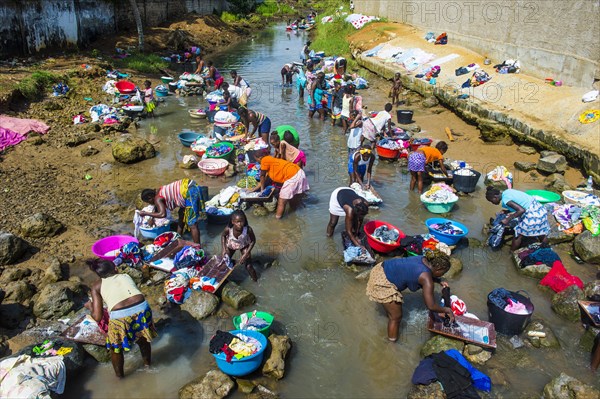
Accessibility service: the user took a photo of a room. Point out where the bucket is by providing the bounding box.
[212,330,268,376]
[232,311,275,337]
[396,110,413,124]
[487,289,534,335]
[452,169,481,193]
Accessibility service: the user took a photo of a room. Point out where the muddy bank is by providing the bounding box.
[347,23,600,182]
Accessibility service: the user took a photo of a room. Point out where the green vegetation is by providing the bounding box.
[310,2,358,70]
[220,11,240,23]
[115,53,169,74]
[256,1,295,17]
[221,0,298,24]
[17,71,62,100]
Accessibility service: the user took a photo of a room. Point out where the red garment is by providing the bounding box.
[539,260,584,293]
[422,238,439,251]
[221,344,236,363]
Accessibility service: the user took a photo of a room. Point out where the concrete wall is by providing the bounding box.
[0,0,230,56]
[355,0,600,88]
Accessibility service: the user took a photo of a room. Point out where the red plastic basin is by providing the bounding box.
[410,138,432,152]
[364,220,406,253]
[376,145,400,160]
[115,80,136,94]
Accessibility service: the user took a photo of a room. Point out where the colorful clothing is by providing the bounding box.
[260,156,301,184]
[158,179,206,228]
[279,169,309,199]
[501,189,533,212]
[408,151,426,172]
[348,151,369,179]
[513,199,550,237]
[101,274,142,311]
[227,226,253,250]
[106,301,157,353]
[419,146,443,164]
[366,263,404,303]
[362,118,377,141]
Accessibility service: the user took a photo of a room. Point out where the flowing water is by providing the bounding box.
[67,25,599,398]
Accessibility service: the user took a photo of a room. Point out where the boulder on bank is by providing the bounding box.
[180,291,219,320]
[514,161,537,172]
[262,334,292,380]
[38,257,64,289]
[112,135,156,164]
[407,383,445,399]
[583,280,600,300]
[544,173,572,192]
[462,344,492,365]
[518,145,537,155]
[221,282,256,309]
[420,335,464,357]
[578,326,600,352]
[422,96,439,108]
[0,231,28,265]
[33,281,86,320]
[524,319,560,349]
[179,369,234,399]
[20,213,63,238]
[573,230,600,264]
[2,280,36,303]
[537,154,567,174]
[551,285,585,322]
[542,372,600,399]
[83,344,111,363]
[0,302,31,329]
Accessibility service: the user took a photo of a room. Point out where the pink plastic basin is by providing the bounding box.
[91,235,138,260]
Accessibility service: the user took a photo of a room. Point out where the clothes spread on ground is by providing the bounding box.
[344,13,379,29]
[520,247,561,267]
[371,225,400,244]
[173,245,206,270]
[539,260,584,293]
[421,183,458,204]
[582,205,600,235]
[430,221,464,235]
[0,127,27,151]
[486,165,513,188]
[455,63,480,76]
[462,70,491,88]
[494,59,520,74]
[0,115,51,136]
[0,354,66,398]
[113,242,143,267]
[552,204,582,231]
[412,351,482,398]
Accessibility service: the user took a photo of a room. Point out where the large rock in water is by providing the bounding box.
[544,173,572,192]
[462,344,492,365]
[512,249,551,278]
[179,369,234,399]
[180,291,219,320]
[262,334,292,380]
[0,231,28,265]
[537,154,567,174]
[33,281,86,320]
[420,335,464,357]
[112,135,156,164]
[3,280,36,303]
[18,340,86,376]
[221,282,256,309]
[542,372,600,399]
[573,230,600,264]
[524,319,560,348]
[583,280,600,300]
[20,213,63,238]
[407,383,445,399]
[551,285,585,322]
[83,344,111,363]
[444,257,463,279]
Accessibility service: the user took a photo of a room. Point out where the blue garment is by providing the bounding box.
[411,357,437,385]
[382,256,430,292]
[444,349,491,392]
[501,189,533,212]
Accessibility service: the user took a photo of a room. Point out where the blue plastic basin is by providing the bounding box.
[139,225,170,239]
[178,132,204,147]
[425,218,469,246]
[212,330,268,377]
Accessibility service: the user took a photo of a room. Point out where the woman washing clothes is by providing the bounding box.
[270,131,307,168]
[205,61,223,90]
[221,210,258,281]
[348,145,375,188]
[485,186,550,251]
[237,107,272,143]
[408,141,449,194]
[281,63,297,86]
[139,179,206,245]
[230,70,251,105]
[253,149,310,219]
[308,72,328,120]
[85,259,157,378]
[347,110,365,153]
[326,187,370,251]
[194,55,206,75]
[362,103,393,146]
[341,84,355,134]
[366,251,454,342]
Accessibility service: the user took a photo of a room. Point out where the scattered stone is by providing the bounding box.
[112,135,156,164]
[551,285,585,322]
[19,340,86,375]
[573,230,600,264]
[488,368,508,386]
[547,219,576,245]
[578,326,600,352]
[118,266,144,285]
[463,344,492,364]
[444,257,463,279]
[540,150,558,158]
[33,281,86,320]
[80,146,99,156]
[0,231,28,265]
[264,198,277,212]
[3,280,36,303]
[583,280,600,300]
[408,124,421,133]
[524,319,560,348]
[262,334,292,380]
[518,145,537,155]
[420,335,464,357]
[179,369,234,399]
[422,96,439,108]
[407,383,445,399]
[544,173,572,192]
[253,385,279,399]
[355,268,372,280]
[483,176,509,190]
[38,257,63,289]
[252,205,269,217]
[20,213,63,238]
[542,372,600,399]
[83,344,111,362]
[236,379,255,394]
[0,267,32,283]
[221,282,256,309]
[514,161,537,172]
[180,291,219,320]
[537,154,567,174]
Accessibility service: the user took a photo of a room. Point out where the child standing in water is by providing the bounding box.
[390,72,403,105]
[143,80,156,115]
[221,210,258,281]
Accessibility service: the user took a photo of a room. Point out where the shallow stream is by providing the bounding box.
[67,24,599,398]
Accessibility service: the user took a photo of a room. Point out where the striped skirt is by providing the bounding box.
[514,199,550,237]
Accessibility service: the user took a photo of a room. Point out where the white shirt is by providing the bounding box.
[371,110,391,132]
[347,127,363,149]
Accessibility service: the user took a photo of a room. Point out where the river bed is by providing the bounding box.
[66,24,599,398]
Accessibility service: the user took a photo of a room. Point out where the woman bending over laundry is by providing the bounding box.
[221,210,258,281]
[366,250,453,342]
[238,107,272,143]
[327,187,370,251]
[140,179,206,245]
[485,186,550,251]
[348,145,375,188]
[408,141,449,194]
[86,259,157,377]
[270,131,306,168]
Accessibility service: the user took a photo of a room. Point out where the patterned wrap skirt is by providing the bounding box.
[106,301,158,353]
[514,199,551,237]
[408,152,426,172]
[182,179,206,227]
[366,263,404,304]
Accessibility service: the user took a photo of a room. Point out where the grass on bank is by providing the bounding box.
[115,53,169,74]
[16,71,63,100]
[221,0,299,24]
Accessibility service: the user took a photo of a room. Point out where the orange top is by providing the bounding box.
[260,156,300,183]
[419,146,443,163]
